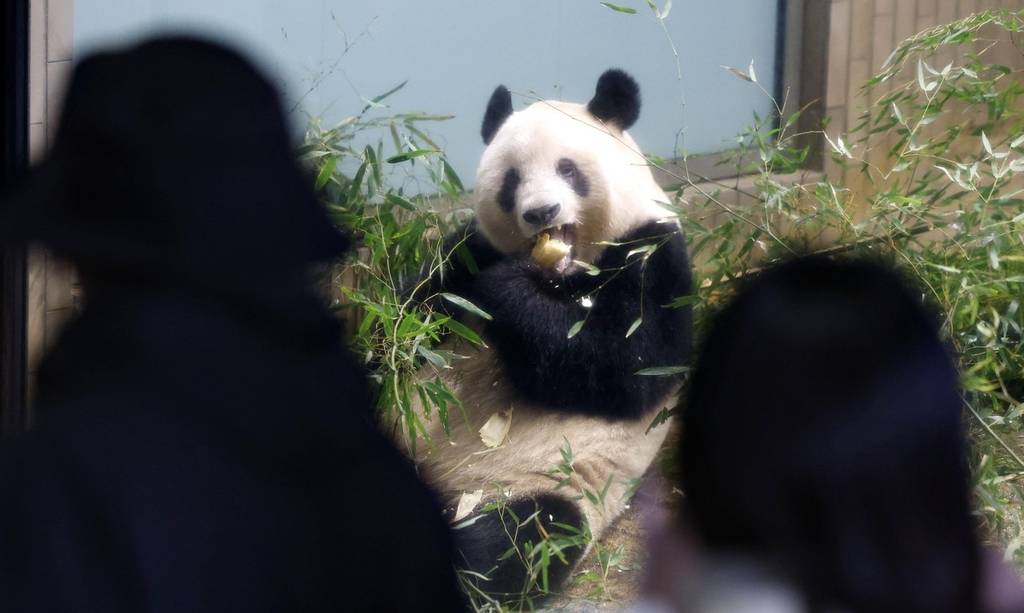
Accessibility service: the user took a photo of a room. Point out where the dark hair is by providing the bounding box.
[680,256,978,613]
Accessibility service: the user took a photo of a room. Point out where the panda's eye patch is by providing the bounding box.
[556,158,577,178]
[497,167,521,213]
[556,158,589,198]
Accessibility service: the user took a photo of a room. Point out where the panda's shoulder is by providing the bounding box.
[620,219,682,242]
[600,219,689,268]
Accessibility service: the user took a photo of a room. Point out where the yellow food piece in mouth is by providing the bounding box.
[531,233,571,268]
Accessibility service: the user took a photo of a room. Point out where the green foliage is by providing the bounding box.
[301,92,478,453]
[600,2,637,15]
[674,8,1024,567]
[572,542,630,601]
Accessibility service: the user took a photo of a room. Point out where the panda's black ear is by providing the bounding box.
[482,85,513,144]
[587,69,640,130]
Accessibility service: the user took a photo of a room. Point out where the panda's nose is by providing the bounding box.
[522,203,561,227]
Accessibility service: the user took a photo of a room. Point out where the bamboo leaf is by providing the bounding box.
[417,345,450,369]
[386,149,440,164]
[315,156,337,190]
[359,80,408,114]
[445,318,486,347]
[635,366,689,376]
[440,293,493,320]
[601,2,637,14]
[722,64,753,82]
[626,244,658,259]
[646,407,675,434]
[385,193,418,211]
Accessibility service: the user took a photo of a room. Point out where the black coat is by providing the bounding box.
[0,37,462,612]
[0,288,462,612]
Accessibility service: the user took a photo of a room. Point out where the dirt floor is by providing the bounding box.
[553,504,649,609]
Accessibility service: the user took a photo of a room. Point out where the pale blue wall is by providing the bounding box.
[75,1,780,186]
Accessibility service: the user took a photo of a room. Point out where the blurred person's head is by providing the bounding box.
[1,37,346,300]
[679,256,977,613]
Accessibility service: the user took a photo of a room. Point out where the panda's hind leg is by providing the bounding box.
[454,493,586,603]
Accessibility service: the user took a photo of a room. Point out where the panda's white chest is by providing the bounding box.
[406,337,674,534]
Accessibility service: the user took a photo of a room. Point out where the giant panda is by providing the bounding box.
[403,69,693,601]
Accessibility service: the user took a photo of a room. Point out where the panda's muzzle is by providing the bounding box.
[522,202,561,227]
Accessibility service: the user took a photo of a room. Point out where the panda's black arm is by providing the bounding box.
[401,221,504,310]
[471,221,693,420]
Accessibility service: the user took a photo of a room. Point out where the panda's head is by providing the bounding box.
[474,69,670,274]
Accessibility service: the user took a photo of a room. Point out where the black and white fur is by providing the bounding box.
[404,69,693,598]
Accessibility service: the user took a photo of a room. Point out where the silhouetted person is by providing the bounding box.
[0,37,462,612]
[646,257,986,612]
